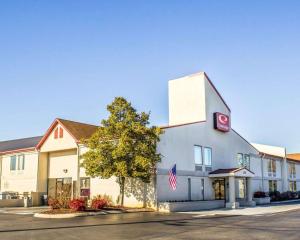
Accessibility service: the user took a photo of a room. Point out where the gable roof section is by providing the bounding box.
[0,136,43,154]
[36,118,98,149]
[287,153,300,162]
[209,167,255,177]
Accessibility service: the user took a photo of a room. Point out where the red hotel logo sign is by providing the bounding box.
[214,112,230,132]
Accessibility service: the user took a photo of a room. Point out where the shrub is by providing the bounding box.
[69,199,86,211]
[48,199,61,210]
[91,198,108,210]
[253,191,267,198]
[93,194,113,206]
[269,191,281,201]
[48,198,71,209]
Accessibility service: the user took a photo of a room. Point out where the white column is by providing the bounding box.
[229,176,235,203]
[226,176,239,208]
[247,178,253,202]
[246,177,256,207]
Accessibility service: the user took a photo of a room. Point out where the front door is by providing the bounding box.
[214,179,225,200]
[48,178,72,200]
[56,178,72,200]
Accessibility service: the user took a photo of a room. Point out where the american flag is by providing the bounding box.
[169,164,177,191]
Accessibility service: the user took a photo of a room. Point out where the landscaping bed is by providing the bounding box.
[35,195,154,218]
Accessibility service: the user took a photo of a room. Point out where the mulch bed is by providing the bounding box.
[42,208,102,214]
[42,206,154,215]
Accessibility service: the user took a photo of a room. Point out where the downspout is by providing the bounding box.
[261,153,265,191]
[0,155,2,192]
[76,144,81,199]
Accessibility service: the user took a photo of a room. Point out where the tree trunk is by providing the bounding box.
[120,177,125,206]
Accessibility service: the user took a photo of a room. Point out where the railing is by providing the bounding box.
[0,192,30,200]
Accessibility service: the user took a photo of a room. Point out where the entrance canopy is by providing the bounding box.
[209,167,255,178]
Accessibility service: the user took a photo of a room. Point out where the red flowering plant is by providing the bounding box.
[69,199,86,211]
[48,199,61,210]
[91,198,108,210]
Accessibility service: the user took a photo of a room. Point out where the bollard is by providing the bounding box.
[24,197,28,208]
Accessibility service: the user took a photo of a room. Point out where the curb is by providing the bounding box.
[34,211,106,219]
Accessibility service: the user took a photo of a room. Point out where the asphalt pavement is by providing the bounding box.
[0,208,300,239]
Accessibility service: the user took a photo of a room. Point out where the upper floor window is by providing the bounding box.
[203,147,212,166]
[194,145,203,165]
[10,156,16,171]
[237,153,250,169]
[54,127,64,139]
[237,153,243,167]
[289,163,296,179]
[268,159,276,177]
[10,155,25,171]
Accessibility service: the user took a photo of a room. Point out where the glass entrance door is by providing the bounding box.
[48,178,72,200]
[56,178,72,200]
[214,179,225,200]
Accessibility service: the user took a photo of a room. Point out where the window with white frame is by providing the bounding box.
[267,159,276,177]
[289,163,296,179]
[10,156,17,171]
[194,145,203,166]
[237,153,243,167]
[269,180,277,192]
[203,147,212,166]
[10,155,25,171]
[289,181,297,192]
[237,153,250,169]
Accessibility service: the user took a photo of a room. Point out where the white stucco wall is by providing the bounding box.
[48,149,78,180]
[1,151,39,193]
[40,123,77,152]
[168,72,206,125]
[157,73,259,202]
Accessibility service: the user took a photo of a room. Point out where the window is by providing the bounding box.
[289,181,297,192]
[269,180,277,192]
[194,145,202,165]
[10,155,25,171]
[237,153,250,169]
[80,178,90,199]
[17,155,25,170]
[203,147,212,166]
[59,127,64,138]
[237,179,245,199]
[289,163,296,179]
[267,159,276,177]
[244,154,250,169]
[237,153,244,167]
[54,127,64,139]
[54,128,59,139]
[10,156,16,171]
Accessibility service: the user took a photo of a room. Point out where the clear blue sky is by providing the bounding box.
[1,1,300,152]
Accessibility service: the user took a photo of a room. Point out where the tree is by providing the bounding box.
[81,97,163,206]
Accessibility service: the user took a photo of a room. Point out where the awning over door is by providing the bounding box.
[209,167,255,178]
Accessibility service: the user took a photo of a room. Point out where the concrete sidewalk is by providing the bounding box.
[0,206,49,215]
[182,202,300,217]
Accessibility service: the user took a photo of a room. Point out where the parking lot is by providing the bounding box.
[0,206,300,239]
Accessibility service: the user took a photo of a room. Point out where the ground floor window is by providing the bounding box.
[237,179,245,199]
[213,179,225,200]
[269,180,277,192]
[289,181,297,192]
[80,177,91,199]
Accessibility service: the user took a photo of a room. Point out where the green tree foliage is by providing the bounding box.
[81,97,163,206]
